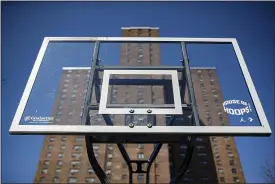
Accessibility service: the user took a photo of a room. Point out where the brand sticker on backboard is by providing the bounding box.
[24,116,54,124]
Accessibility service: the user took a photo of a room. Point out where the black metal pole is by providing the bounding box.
[81,41,100,125]
[85,135,110,184]
[181,42,200,127]
[117,143,134,184]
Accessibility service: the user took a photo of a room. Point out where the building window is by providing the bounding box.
[85,178,96,183]
[58,153,64,158]
[138,98,144,104]
[226,144,231,150]
[60,145,66,150]
[137,174,144,182]
[53,177,59,183]
[61,137,67,141]
[68,111,74,116]
[216,162,222,166]
[138,54,143,59]
[218,168,224,174]
[138,144,144,149]
[224,136,230,141]
[138,153,144,159]
[232,168,237,174]
[228,152,234,158]
[233,177,240,183]
[107,162,112,167]
[68,177,77,183]
[107,145,113,151]
[55,168,61,173]
[73,146,83,152]
[70,169,79,175]
[220,177,225,182]
[49,137,55,142]
[88,168,95,174]
[196,137,203,142]
[230,160,235,166]
[180,145,187,149]
[105,170,112,175]
[183,178,193,181]
[197,153,207,156]
[71,161,81,167]
[93,145,100,150]
[200,161,208,165]
[47,146,53,151]
[107,154,113,159]
[44,160,50,166]
[180,153,186,157]
[39,177,45,182]
[41,169,48,174]
[57,161,62,167]
[196,146,205,150]
[210,80,215,85]
[46,153,52,158]
[72,153,82,159]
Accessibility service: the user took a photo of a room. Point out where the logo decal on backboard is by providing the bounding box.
[24,116,54,124]
[223,100,254,123]
[223,100,252,116]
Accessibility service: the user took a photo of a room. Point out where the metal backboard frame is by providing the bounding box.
[9,37,272,136]
[99,70,182,115]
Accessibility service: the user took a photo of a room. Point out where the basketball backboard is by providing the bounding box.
[9,37,272,142]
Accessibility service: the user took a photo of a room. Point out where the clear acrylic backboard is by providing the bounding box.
[9,37,272,142]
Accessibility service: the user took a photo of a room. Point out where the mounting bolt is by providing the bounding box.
[147,123,153,128]
[129,123,134,128]
[147,109,152,113]
[129,109,135,113]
